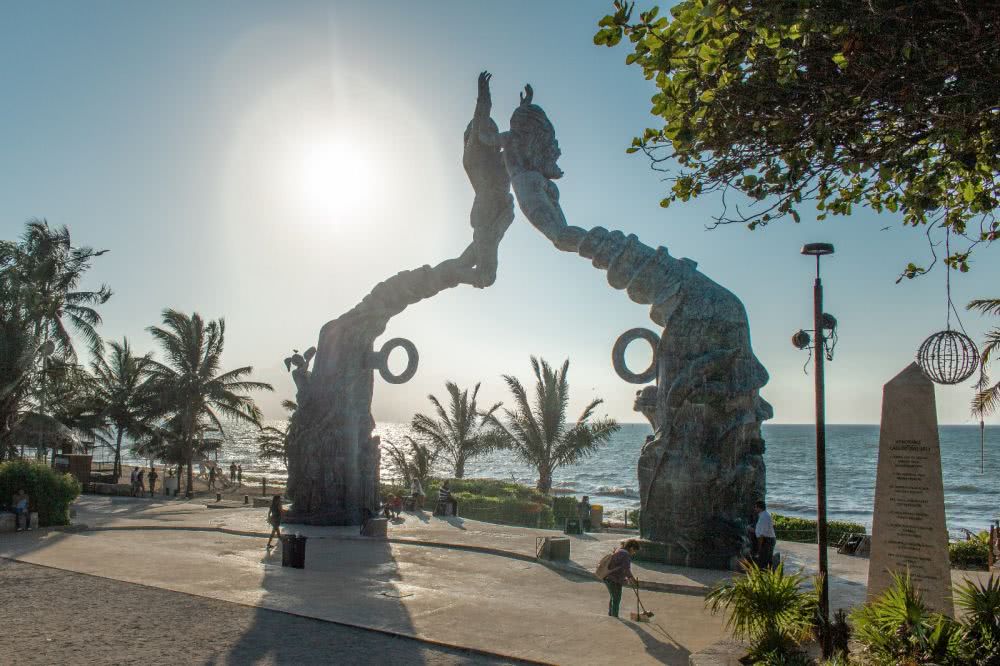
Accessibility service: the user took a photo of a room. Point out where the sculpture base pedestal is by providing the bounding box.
[632,538,744,571]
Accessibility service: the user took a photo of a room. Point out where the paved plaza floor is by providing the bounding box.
[1,496,991,665]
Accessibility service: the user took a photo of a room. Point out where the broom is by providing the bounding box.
[629,581,655,622]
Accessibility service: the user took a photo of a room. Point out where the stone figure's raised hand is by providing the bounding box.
[520,84,533,106]
[477,71,492,109]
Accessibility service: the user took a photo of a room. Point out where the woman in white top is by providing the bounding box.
[410,478,425,510]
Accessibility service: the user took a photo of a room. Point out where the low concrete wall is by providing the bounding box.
[85,482,134,496]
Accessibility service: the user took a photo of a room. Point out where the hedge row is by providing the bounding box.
[0,460,81,526]
[772,514,867,544]
[950,535,989,570]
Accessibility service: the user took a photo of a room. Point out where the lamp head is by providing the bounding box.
[801,243,835,256]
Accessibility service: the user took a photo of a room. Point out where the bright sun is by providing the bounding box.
[293,133,375,219]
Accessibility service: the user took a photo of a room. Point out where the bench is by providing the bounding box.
[0,510,39,532]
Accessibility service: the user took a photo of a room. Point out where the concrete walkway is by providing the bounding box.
[3,496,991,665]
[3,496,724,665]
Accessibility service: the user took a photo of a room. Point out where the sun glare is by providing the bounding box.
[294,133,375,219]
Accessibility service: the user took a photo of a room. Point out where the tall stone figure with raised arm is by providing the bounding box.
[283,75,514,525]
[481,76,773,568]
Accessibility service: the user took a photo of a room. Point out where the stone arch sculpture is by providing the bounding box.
[285,71,771,571]
[283,73,513,525]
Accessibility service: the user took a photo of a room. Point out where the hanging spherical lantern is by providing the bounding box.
[916,330,980,385]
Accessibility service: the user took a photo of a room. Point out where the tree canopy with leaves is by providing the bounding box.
[484,357,619,494]
[595,1,1000,277]
[144,309,272,496]
[410,382,501,479]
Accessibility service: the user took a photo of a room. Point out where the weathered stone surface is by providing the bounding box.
[284,73,514,526]
[489,81,772,570]
[868,363,953,616]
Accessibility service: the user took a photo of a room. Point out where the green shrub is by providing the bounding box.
[954,575,1000,665]
[850,571,961,665]
[949,533,990,570]
[0,459,81,526]
[772,514,866,544]
[628,509,640,528]
[453,493,554,528]
[551,496,578,525]
[706,560,818,663]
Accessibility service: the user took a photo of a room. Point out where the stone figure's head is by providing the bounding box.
[508,85,563,180]
[633,385,658,428]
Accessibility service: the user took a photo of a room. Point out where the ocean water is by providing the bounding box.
[119,422,1000,536]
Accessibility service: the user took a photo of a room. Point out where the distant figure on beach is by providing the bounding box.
[410,478,425,511]
[148,467,158,497]
[130,467,139,496]
[266,494,283,549]
[229,462,237,484]
[136,468,145,496]
[237,465,242,486]
[208,465,217,491]
[578,495,592,532]
[753,500,776,569]
[600,539,640,618]
[11,488,29,531]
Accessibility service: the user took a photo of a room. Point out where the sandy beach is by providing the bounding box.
[1,558,520,666]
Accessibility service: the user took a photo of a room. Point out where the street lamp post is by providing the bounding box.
[800,242,835,658]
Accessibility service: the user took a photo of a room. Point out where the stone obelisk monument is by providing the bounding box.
[868,362,953,616]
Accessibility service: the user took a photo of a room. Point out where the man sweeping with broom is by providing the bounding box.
[597,539,643,618]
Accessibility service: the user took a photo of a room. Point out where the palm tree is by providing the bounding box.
[411,382,501,478]
[706,561,819,662]
[0,221,110,455]
[144,309,272,498]
[87,338,154,479]
[257,399,296,466]
[969,298,1000,417]
[483,357,619,494]
[384,436,438,488]
[2,220,111,359]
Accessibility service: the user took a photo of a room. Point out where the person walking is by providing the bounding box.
[208,465,217,491]
[148,467,159,497]
[136,468,145,496]
[229,462,237,484]
[11,489,29,531]
[753,500,777,570]
[237,465,243,486]
[129,467,139,497]
[601,539,640,617]
[266,494,283,549]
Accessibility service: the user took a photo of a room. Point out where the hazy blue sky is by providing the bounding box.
[2,1,997,425]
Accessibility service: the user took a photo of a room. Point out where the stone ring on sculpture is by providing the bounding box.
[612,328,660,384]
[367,337,419,384]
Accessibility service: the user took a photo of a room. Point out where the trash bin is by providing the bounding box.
[281,534,308,569]
[564,518,581,535]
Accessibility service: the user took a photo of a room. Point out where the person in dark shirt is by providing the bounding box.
[436,480,457,516]
[148,467,159,497]
[602,539,641,617]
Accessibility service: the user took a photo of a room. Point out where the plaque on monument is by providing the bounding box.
[868,363,953,616]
